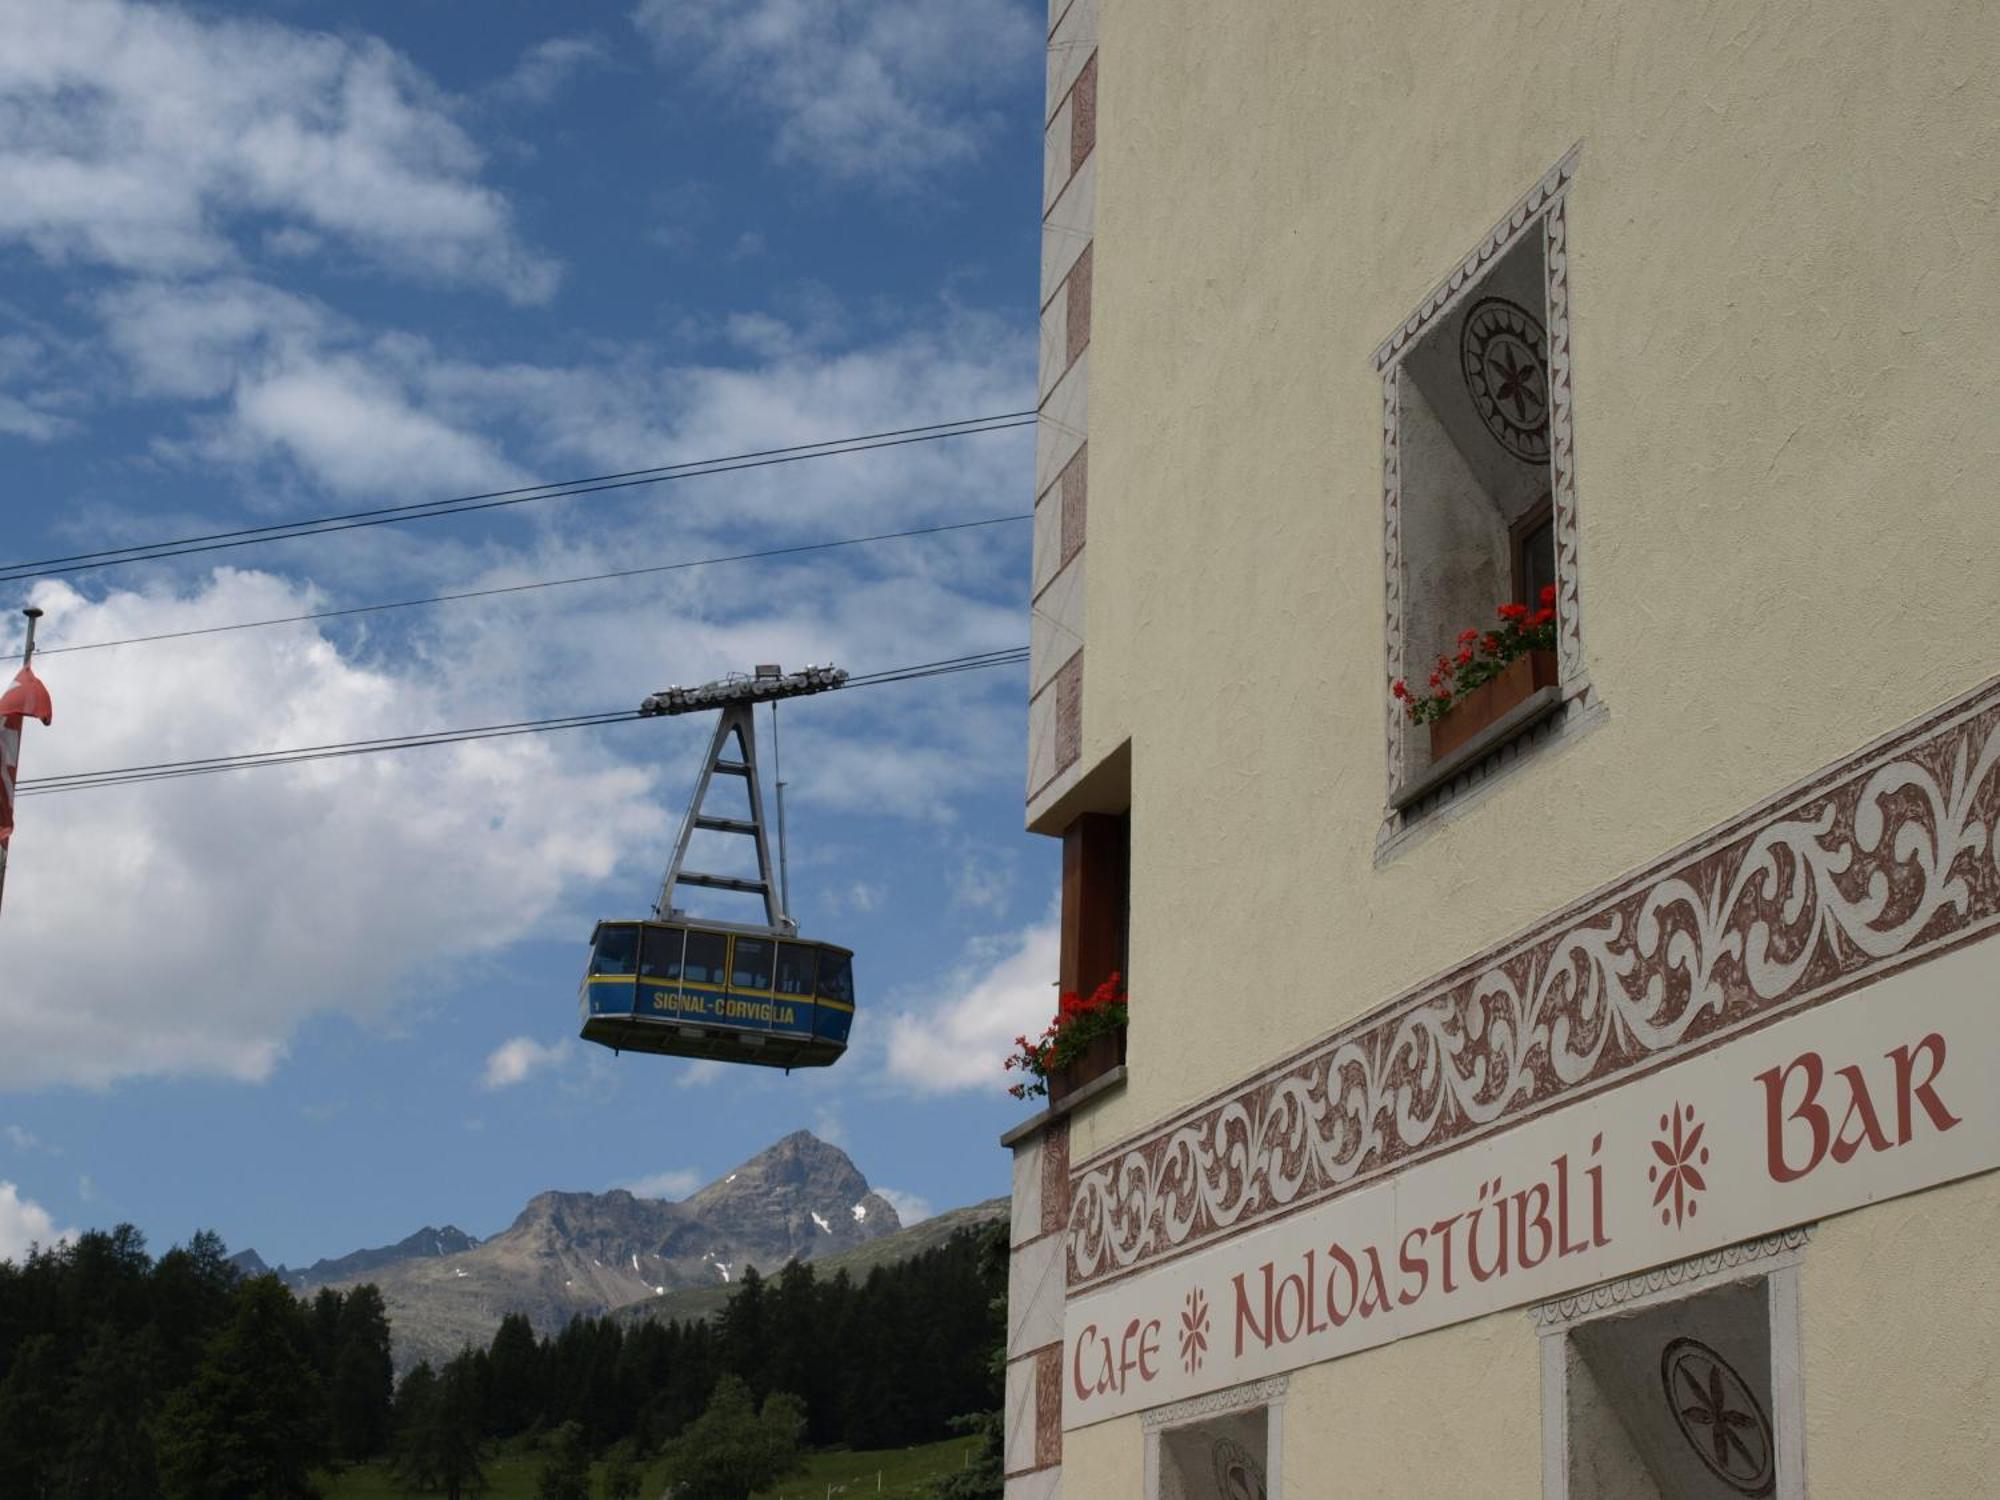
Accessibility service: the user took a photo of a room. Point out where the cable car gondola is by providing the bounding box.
[579,664,854,1071]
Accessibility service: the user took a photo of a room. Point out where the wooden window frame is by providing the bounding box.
[1509,494,1556,610]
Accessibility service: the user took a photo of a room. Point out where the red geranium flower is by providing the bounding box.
[1497,602,1528,621]
[1539,583,1557,606]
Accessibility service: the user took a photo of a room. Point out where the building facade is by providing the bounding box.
[1006,1,2000,1496]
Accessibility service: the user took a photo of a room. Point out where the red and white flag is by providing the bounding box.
[0,659,54,910]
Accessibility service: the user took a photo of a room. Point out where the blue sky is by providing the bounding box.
[0,0,1060,1267]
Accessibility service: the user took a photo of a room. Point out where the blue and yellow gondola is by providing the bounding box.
[579,919,854,1070]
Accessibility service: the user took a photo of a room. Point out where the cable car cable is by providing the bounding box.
[0,413,1035,584]
[11,512,1030,661]
[13,647,1029,796]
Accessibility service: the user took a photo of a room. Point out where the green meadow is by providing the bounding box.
[320,1432,980,1499]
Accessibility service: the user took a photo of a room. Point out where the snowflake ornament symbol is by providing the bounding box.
[1648,1101,1710,1228]
[1179,1287,1210,1374]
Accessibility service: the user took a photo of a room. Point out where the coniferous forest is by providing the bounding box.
[0,1221,1004,1498]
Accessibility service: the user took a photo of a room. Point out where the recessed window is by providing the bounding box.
[1376,150,1591,835]
[1151,1404,1272,1500]
[1537,1238,1807,1500]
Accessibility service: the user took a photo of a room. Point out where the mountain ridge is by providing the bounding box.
[228,1224,480,1291]
[251,1130,912,1369]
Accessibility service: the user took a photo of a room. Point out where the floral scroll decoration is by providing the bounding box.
[1069,685,2000,1289]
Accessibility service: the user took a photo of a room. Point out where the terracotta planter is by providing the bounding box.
[1428,650,1558,764]
[1048,1026,1127,1105]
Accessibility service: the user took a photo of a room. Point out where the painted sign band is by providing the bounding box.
[1062,933,1998,1429]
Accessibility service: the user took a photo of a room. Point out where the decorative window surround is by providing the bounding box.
[1376,146,1594,853]
[1066,668,2000,1293]
[1534,1229,1810,1499]
[1142,1377,1287,1500]
[1528,1226,1813,1334]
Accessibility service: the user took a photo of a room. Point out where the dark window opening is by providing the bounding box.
[730,937,774,992]
[1511,498,1556,611]
[590,926,638,976]
[816,951,854,1005]
[1062,811,1131,996]
[681,930,728,986]
[774,943,817,996]
[640,925,685,981]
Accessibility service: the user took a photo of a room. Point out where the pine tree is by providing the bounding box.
[330,1284,394,1461]
[156,1276,326,1500]
[57,1322,164,1498]
[485,1312,540,1437]
[394,1354,489,1500]
[0,1331,65,1497]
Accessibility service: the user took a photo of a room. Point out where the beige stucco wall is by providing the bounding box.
[1802,1171,2000,1496]
[1061,0,2000,1166]
[1282,1313,1544,1497]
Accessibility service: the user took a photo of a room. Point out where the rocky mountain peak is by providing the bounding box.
[296,1131,907,1369]
[683,1132,901,1251]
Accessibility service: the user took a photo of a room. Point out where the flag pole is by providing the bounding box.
[0,605,47,920]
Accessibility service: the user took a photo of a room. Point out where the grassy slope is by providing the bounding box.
[613,1197,1008,1329]
[321,1433,979,1499]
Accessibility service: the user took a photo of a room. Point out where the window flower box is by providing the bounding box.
[1391,584,1561,771]
[1005,973,1128,1104]
[1428,647,1558,763]
[1048,1025,1127,1105]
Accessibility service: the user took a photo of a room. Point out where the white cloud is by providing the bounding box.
[0,393,78,442]
[618,1167,701,1200]
[0,0,557,301]
[674,1060,727,1088]
[97,279,522,498]
[223,355,525,499]
[812,1105,846,1147]
[0,572,663,1090]
[0,330,83,441]
[92,273,1029,516]
[884,917,1058,1095]
[480,1037,571,1091]
[950,853,1014,915]
[631,0,1039,183]
[874,1187,932,1225]
[0,1182,72,1263]
[2,1126,41,1152]
[491,35,611,107]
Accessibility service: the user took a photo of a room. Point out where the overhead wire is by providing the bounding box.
[14,647,1030,798]
[11,513,1031,661]
[0,413,1034,584]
